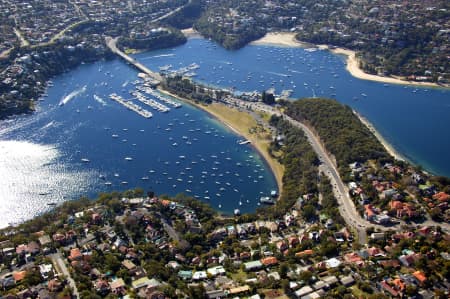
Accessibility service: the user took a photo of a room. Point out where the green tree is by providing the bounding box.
[23,269,43,287]
[302,204,316,221]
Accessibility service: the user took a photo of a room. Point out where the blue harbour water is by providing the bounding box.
[0,37,449,227]
[135,38,450,176]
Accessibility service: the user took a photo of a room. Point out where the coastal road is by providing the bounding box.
[224,98,396,244]
[50,251,80,298]
[240,101,450,240]
[283,115,370,244]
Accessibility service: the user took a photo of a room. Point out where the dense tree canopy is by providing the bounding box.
[285,98,391,176]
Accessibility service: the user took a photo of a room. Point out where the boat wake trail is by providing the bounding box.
[266,71,289,77]
[142,53,175,60]
[59,85,87,106]
[93,94,107,106]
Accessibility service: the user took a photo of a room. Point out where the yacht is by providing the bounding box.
[260,196,276,205]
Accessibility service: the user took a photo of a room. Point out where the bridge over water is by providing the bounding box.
[105,36,163,83]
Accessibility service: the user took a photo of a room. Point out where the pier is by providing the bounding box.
[136,85,182,108]
[131,90,170,113]
[105,36,162,83]
[109,93,152,118]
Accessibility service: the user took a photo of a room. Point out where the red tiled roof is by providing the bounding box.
[160,200,171,206]
[261,256,278,266]
[364,205,375,217]
[413,270,427,283]
[295,249,314,257]
[380,281,398,297]
[13,271,26,282]
[69,248,82,261]
[392,278,406,291]
[344,252,363,264]
[433,192,450,202]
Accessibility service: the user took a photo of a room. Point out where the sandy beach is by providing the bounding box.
[251,32,308,48]
[181,28,202,38]
[157,89,284,194]
[252,32,445,88]
[353,110,405,162]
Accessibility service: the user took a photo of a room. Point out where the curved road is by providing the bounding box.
[221,98,449,244]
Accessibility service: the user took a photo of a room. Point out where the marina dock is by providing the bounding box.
[136,85,182,108]
[131,90,170,113]
[109,93,152,118]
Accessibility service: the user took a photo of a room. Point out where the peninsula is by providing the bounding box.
[0,1,450,298]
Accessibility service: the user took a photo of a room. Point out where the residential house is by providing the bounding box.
[364,205,377,222]
[381,189,397,200]
[228,285,250,296]
[276,240,288,252]
[68,248,82,262]
[390,200,417,218]
[178,270,193,281]
[207,266,226,277]
[192,271,207,280]
[110,278,126,296]
[244,260,263,271]
[48,278,63,292]
[94,279,110,295]
[12,271,27,284]
[261,256,278,267]
[340,275,355,287]
[398,252,421,267]
[343,252,364,267]
[132,277,159,292]
[295,249,314,258]
[39,264,53,280]
[412,270,427,285]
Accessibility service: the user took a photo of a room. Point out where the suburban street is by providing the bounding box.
[50,251,80,299]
